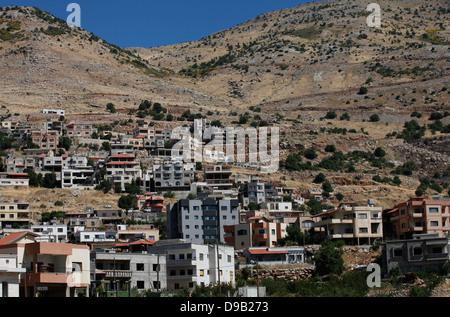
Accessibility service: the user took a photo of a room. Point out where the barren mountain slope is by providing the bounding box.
[0,6,223,117]
[133,0,449,116]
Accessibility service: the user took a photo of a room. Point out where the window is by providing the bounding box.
[199,253,204,261]
[430,221,439,227]
[431,247,443,254]
[359,228,368,233]
[136,263,144,271]
[393,248,403,257]
[72,262,82,272]
[137,281,145,289]
[413,247,423,256]
[153,264,160,271]
[199,269,204,276]
[358,213,367,219]
[429,207,439,213]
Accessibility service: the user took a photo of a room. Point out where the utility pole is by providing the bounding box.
[256,259,260,297]
[156,253,160,293]
[217,243,221,295]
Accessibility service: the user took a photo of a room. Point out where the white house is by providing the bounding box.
[0,254,26,297]
[151,239,235,290]
[31,224,68,243]
[75,231,117,244]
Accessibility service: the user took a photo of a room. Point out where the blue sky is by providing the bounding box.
[1,0,316,48]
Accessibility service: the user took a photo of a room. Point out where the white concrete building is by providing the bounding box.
[151,239,235,290]
[31,224,68,243]
[0,254,26,297]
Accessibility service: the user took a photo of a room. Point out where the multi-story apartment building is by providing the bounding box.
[136,192,165,212]
[30,130,60,150]
[224,216,287,249]
[93,207,124,228]
[150,239,235,291]
[386,197,450,239]
[239,181,279,209]
[61,166,95,190]
[0,232,91,297]
[5,156,36,174]
[152,159,195,194]
[75,230,117,244]
[166,197,240,244]
[0,253,26,297]
[66,122,94,139]
[31,224,68,243]
[91,247,167,294]
[381,233,450,274]
[312,202,383,245]
[0,173,29,187]
[63,211,102,237]
[105,153,142,192]
[110,141,135,156]
[204,164,233,190]
[0,201,31,231]
[42,155,89,172]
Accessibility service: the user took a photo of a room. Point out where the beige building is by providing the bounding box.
[0,232,90,297]
[31,130,60,150]
[312,202,383,245]
[224,216,287,250]
[0,201,32,232]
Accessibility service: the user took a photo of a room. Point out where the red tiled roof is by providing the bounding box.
[116,239,155,247]
[386,208,399,214]
[0,231,34,246]
[312,209,338,217]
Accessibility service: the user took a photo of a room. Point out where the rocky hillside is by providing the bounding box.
[133,0,449,116]
[0,2,449,208]
[0,6,222,117]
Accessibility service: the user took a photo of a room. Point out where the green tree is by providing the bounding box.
[304,148,317,160]
[106,103,116,113]
[118,194,136,210]
[322,181,334,193]
[369,114,380,122]
[248,202,259,210]
[374,147,386,157]
[313,173,326,184]
[43,172,58,188]
[358,86,368,95]
[314,241,345,276]
[59,136,72,151]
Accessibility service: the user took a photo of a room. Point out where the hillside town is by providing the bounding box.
[0,110,449,298]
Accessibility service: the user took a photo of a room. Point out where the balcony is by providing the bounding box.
[27,272,70,284]
[252,234,268,240]
[102,270,132,279]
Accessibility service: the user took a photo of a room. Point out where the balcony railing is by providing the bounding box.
[103,270,132,278]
